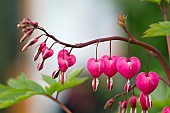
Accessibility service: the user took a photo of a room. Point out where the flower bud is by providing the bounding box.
[162,106,170,113]
[37,60,45,71]
[33,42,46,61]
[52,70,60,79]
[122,100,128,113]
[22,37,38,51]
[129,95,137,113]
[20,29,34,42]
[104,98,114,110]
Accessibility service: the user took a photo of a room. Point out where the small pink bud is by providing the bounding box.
[136,71,159,94]
[42,47,54,59]
[92,78,99,91]
[129,95,137,113]
[20,29,34,42]
[162,106,170,113]
[87,58,105,78]
[52,70,60,79]
[37,60,45,71]
[122,100,128,113]
[22,37,38,51]
[117,56,141,80]
[34,42,46,61]
[118,101,123,113]
[104,98,114,110]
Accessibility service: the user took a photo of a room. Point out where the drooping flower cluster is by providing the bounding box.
[17,18,168,113]
[87,56,140,91]
[17,18,76,85]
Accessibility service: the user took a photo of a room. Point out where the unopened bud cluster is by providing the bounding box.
[18,18,76,85]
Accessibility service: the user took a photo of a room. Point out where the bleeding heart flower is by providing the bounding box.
[58,49,69,58]
[58,49,76,67]
[117,56,141,80]
[87,58,105,78]
[101,55,119,77]
[42,47,54,59]
[136,71,159,94]
[101,55,119,90]
[129,95,137,113]
[87,58,105,91]
[162,106,170,113]
[140,92,149,113]
[58,57,69,85]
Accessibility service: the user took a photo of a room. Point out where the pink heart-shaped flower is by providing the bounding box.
[58,49,69,59]
[66,54,76,67]
[42,47,54,59]
[87,58,105,78]
[136,71,159,94]
[58,57,69,72]
[101,55,119,77]
[117,56,141,79]
[162,106,170,113]
[58,49,76,67]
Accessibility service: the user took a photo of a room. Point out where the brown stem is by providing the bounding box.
[159,76,170,87]
[160,2,170,59]
[45,95,72,113]
[36,26,170,83]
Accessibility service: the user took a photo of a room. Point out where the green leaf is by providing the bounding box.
[165,0,170,3]
[142,21,170,38]
[0,89,39,109]
[141,0,161,4]
[42,75,56,85]
[43,68,88,96]
[7,74,45,93]
[0,73,47,109]
[67,67,84,80]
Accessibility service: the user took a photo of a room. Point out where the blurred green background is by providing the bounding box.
[0,0,170,113]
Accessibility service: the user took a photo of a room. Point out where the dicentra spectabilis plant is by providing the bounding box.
[0,0,170,113]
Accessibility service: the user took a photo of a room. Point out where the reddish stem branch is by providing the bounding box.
[159,76,170,87]
[37,26,170,83]
[46,95,72,113]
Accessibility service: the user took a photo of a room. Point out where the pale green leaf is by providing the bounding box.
[141,0,161,4]
[142,21,170,38]
[67,67,84,80]
[42,75,56,85]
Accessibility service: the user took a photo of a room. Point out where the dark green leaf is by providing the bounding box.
[141,0,161,4]
[142,21,170,37]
